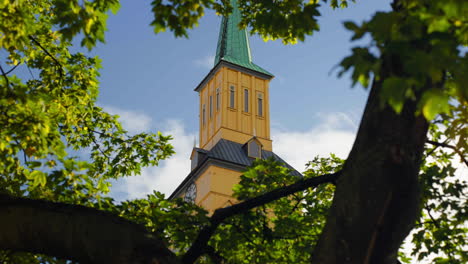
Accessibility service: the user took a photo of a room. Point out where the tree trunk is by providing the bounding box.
[311,68,429,263]
[0,194,178,264]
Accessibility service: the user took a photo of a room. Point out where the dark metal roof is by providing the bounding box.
[208,139,302,177]
[169,139,302,199]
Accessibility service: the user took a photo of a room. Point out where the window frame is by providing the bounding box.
[244,88,249,113]
[257,93,263,117]
[248,140,262,158]
[229,85,235,109]
[202,104,206,126]
[209,95,213,118]
[216,88,220,111]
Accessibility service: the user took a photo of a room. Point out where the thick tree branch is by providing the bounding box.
[426,140,468,167]
[0,194,178,264]
[182,172,340,264]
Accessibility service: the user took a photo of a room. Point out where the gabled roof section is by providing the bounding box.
[208,139,301,177]
[190,147,208,160]
[214,0,273,77]
[169,139,302,199]
[243,136,263,147]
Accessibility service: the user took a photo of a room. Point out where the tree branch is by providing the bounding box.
[426,140,468,167]
[181,171,340,264]
[0,194,178,264]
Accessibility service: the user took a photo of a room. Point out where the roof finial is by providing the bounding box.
[253,128,256,137]
[193,136,197,148]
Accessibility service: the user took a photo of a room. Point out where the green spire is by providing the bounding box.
[214,0,273,77]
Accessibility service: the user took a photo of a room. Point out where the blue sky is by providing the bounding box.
[97,0,396,199]
[95,0,392,131]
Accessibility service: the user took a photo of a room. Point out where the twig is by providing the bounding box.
[0,65,10,88]
[425,207,440,228]
[181,171,341,263]
[5,64,19,75]
[290,197,304,214]
[27,65,35,79]
[14,140,28,163]
[91,136,110,161]
[28,35,64,79]
[426,140,468,167]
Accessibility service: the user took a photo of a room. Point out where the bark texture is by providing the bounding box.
[311,72,429,263]
[0,194,178,264]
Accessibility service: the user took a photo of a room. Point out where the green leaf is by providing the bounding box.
[428,18,451,33]
[421,89,450,120]
[380,77,410,113]
[30,170,46,188]
[27,161,42,169]
[343,21,359,31]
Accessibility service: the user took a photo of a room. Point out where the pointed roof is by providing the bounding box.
[214,0,273,77]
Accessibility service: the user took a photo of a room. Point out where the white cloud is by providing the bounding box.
[102,105,152,134]
[272,112,357,172]
[194,55,215,69]
[454,160,467,179]
[108,110,357,201]
[110,118,196,200]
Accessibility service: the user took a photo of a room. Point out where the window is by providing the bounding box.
[202,104,206,125]
[230,85,235,108]
[209,95,213,118]
[216,88,220,111]
[244,89,249,112]
[257,93,263,117]
[248,140,261,158]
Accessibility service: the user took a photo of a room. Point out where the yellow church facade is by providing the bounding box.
[169,0,300,213]
[197,66,272,151]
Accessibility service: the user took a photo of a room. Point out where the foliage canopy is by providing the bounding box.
[0,0,466,263]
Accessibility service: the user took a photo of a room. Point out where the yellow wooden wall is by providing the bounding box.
[192,165,240,214]
[199,66,272,151]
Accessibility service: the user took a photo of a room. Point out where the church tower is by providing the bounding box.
[169,0,300,212]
